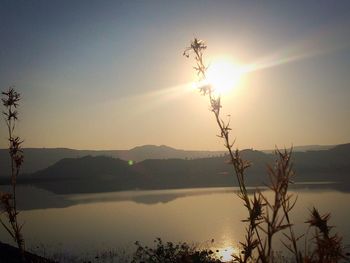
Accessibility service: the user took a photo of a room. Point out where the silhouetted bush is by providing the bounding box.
[132,238,221,263]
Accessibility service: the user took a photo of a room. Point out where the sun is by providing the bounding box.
[206,58,243,94]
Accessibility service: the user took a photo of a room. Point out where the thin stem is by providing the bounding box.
[185,39,266,262]
[0,88,25,259]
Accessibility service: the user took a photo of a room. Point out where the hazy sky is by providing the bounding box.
[1,1,350,150]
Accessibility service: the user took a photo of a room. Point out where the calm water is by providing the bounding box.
[0,185,349,260]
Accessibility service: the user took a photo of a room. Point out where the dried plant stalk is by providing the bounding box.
[0,87,25,258]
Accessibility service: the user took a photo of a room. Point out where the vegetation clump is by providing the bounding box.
[132,238,221,263]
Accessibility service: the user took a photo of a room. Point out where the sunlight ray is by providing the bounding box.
[119,83,194,115]
[243,21,350,74]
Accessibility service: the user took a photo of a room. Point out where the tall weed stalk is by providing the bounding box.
[0,87,25,256]
[184,38,345,263]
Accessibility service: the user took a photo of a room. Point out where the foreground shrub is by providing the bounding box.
[132,238,221,263]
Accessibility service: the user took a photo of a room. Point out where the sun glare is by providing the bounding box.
[206,58,243,94]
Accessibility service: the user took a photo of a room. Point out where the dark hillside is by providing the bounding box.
[24,145,350,194]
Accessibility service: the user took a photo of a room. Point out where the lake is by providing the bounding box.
[0,184,349,261]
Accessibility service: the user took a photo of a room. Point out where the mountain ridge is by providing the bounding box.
[0,143,342,177]
[0,145,225,177]
[18,144,350,194]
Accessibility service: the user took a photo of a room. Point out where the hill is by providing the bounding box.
[262,144,335,153]
[0,145,225,177]
[23,144,350,194]
[0,143,341,178]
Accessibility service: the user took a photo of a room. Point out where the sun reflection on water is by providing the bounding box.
[212,245,237,262]
[220,246,236,262]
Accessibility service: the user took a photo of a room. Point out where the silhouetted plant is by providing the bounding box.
[184,38,346,263]
[0,87,25,257]
[132,238,221,263]
[304,207,344,263]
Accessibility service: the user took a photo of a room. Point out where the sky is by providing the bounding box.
[0,0,350,151]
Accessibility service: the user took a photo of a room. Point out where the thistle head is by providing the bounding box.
[2,87,21,108]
